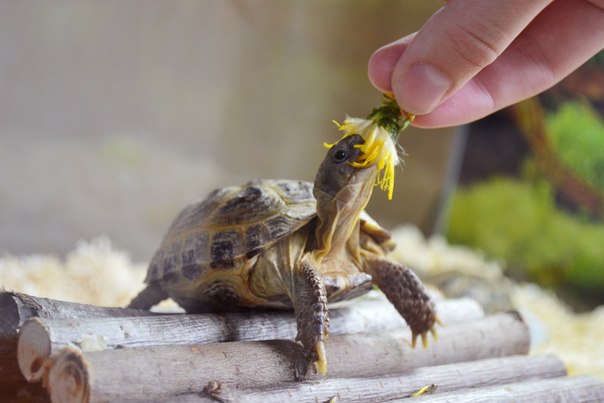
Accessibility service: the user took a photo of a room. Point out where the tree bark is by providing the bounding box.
[163,354,567,403]
[1,291,155,334]
[408,375,604,403]
[17,297,483,382]
[17,296,481,382]
[44,312,529,403]
[0,291,154,387]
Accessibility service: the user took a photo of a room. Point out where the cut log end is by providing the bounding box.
[45,347,90,403]
[18,318,52,382]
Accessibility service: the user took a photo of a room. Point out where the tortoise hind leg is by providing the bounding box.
[127,281,168,310]
[365,257,437,347]
[292,255,329,378]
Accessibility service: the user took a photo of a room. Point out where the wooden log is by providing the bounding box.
[0,382,49,403]
[407,375,604,402]
[161,354,567,403]
[325,312,529,379]
[44,312,529,403]
[0,345,49,401]
[0,338,24,386]
[0,291,154,386]
[0,291,156,332]
[18,297,482,383]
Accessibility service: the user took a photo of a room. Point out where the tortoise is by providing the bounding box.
[128,134,437,377]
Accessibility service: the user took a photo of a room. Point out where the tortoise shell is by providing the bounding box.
[146,179,317,284]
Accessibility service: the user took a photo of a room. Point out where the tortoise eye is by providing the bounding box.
[332,149,348,163]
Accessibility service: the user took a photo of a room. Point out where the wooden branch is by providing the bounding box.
[0,340,24,385]
[2,291,482,339]
[164,354,567,403]
[0,291,154,386]
[408,375,604,402]
[325,312,530,379]
[0,382,49,403]
[18,296,482,382]
[0,291,155,335]
[44,312,528,403]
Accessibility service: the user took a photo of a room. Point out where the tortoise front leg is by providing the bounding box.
[365,257,437,347]
[292,254,329,378]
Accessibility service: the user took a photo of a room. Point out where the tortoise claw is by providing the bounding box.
[364,258,439,350]
[430,326,439,341]
[315,341,327,375]
[410,330,430,349]
[411,319,439,349]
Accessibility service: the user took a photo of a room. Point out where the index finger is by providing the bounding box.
[370,0,552,115]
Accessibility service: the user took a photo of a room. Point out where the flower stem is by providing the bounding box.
[366,94,415,140]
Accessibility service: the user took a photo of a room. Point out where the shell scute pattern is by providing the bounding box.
[213,185,280,226]
[245,223,271,259]
[210,229,244,269]
[147,180,317,283]
[190,232,210,262]
[168,188,228,233]
[275,180,315,204]
[181,249,196,267]
[266,215,296,239]
[181,264,202,281]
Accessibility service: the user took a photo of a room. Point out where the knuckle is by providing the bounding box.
[587,0,604,11]
[446,23,505,69]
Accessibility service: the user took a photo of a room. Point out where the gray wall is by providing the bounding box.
[0,0,456,260]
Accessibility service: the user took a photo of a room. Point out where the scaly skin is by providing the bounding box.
[365,256,437,347]
[292,255,329,377]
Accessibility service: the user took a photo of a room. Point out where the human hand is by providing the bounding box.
[368,0,604,128]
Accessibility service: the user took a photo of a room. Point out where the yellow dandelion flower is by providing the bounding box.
[325,95,414,200]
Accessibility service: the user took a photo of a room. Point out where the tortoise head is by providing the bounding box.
[312,134,378,259]
[314,134,377,204]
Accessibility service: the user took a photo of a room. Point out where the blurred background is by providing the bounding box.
[0,0,456,261]
[1,1,603,308]
[448,54,604,309]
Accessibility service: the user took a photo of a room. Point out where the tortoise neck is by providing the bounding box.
[313,179,375,261]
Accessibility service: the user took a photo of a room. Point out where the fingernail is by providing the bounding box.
[393,63,451,115]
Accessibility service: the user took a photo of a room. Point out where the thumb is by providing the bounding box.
[369,1,550,115]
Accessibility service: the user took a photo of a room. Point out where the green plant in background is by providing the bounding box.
[448,97,604,304]
[546,101,604,192]
[447,177,604,300]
